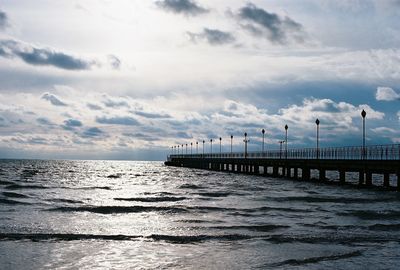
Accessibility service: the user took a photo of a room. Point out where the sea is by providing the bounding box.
[1,159,400,269]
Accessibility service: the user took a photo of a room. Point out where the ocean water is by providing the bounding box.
[1,160,400,269]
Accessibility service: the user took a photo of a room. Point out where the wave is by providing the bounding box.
[266,250,363,267]
[268,196,393,204]
[0,233,252,244]
[0,180,15,185]
[47,204,275,215]
[143,191,175,196]
[73,186,112,190]
[179,184,204,189]
[211,224,290,232]
[146,234,252,244]
[0,198,30,205]
[337,210,400,220]
[1,232,398,244]
[368,223,400,231]
[262,234,400,244]
[20,169,40,178]
[194,192,232,197]
[2,191,29,198]
[4,184,49,190]
[46,198,84,204]
[0,233,138,241]
[114,196,187,202]
[107,174,121,179]
[47,205,190,214]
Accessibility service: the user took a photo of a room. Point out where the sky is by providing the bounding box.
[0,0,399,160]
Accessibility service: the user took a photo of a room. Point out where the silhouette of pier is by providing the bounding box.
[165,144,400,190]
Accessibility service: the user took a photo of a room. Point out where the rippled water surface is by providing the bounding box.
[1,159,400,269]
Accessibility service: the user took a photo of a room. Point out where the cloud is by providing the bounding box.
[87,103,103,110]
[134,111,171,119]
[123,132,159,141]
[102,97,130,108]
[82,127,103,137]
[237,3,306,44]
[0,39,95,70]
[36,117,55,126]
[376,86,400,101]
[0,10,8,30]
[155,0,208,16]
[96,116,140,126]
[108,54,121,70]
[41,93,67,106]
[64,118,82,127]
[187,28,235,45]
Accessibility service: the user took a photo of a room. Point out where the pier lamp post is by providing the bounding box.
[243,132,249,159]
[262,129,265,153]
[202,140,205,157]
[210,139,213,156]
[185,143,188,155]
[230,135,233,156]
[178,145,180,156]
[182,144,184,156]
[190,142,193,156]
[219,137,222,158]
[196,141,198,154]
[361,109,366,160]
[315,119,320,159]
[284,125,288,159]
[279,140,285,159]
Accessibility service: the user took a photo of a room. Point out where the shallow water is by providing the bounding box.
[1,159,400,269]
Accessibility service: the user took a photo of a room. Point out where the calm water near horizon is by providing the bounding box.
[1,159,400,269]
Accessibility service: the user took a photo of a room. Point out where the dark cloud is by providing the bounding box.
[108,54,121,70]
[82,127,103,137]
[237,4,306,44]
[87,103,103,110]
[96,116,140,126]
[134,111,171,119]
[0,39,95,70]
[123,132,159,141]
[41,93,67,106]
[102,98,130,108]
[176,131,192,139]
[155,0,208,16]
[187,28,235,45]
[0,10,8,30]
[36,117,55,126]
[64,119,83,127]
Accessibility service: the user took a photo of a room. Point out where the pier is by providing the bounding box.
[165,144,400,191]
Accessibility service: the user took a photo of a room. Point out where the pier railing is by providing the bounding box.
[169,144,400,160]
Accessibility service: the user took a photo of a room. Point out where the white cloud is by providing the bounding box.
[376,86,400,101]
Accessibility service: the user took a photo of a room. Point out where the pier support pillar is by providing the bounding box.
[319,169,326,181]
[263,166,269,175]
[359,170,364,185]
[339,170,345,184]
[273,166,279,177]
[254,165,260,175]
[383,173,390,188]
[293,168,298,179]
[302,168,310,180]
[286,167,291,178]
[366,171,372,186]
[397,171,400,192]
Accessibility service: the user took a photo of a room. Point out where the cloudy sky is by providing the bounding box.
[0,0,399,160]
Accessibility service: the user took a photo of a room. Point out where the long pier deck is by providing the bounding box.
[165,144,400,191]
